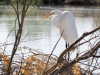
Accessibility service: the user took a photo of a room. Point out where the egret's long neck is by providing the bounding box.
[54,13,62,21]
[52,13,62,29]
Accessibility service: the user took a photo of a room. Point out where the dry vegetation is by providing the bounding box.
[0,46,57,75]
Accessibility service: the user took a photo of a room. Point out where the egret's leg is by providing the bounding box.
[66,42,68,48]
[66,42,69,48]
[65,42,70,61]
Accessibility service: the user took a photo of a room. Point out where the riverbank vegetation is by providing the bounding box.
[0,0,100,5]
[0,0,100,75]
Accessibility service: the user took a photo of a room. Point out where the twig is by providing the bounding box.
[43,30,64,74]
[20,32,29,44]
[3,27,14,54]
[25,0,33,12]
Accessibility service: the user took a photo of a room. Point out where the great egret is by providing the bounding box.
[42,9,78,48]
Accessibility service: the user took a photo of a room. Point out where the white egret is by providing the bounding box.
[42,9,78,48]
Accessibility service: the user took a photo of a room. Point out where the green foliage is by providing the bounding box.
[0,0,43,6]
[89,0,100,4]
[34,0,43,6]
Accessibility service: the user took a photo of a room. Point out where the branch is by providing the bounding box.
[43,31,63,74]
[58,26,100,63]
[25,0,33,12]
[43,26,100,75]
[7,0,32,74]
[7,0,20,24]
[7,0,17,14]
[16,0,20,24]
[54,41,100,74]
[93,55,100,58]
[3,27,14,54]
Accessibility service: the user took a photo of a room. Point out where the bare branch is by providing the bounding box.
[58,26,100,63]
[43,31,64,74]
[25,0,33,12]
[6,0,32,74]
[54,41,100,74]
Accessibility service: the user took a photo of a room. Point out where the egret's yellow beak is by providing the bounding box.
[42,13,53,20]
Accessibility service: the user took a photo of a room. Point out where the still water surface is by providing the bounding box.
[0,6,100,56]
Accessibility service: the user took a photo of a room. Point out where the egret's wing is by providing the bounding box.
[61,11,78,45]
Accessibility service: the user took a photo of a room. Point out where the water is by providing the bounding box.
[0,6,100,56]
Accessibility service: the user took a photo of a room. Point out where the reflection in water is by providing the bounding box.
[0,6,100,56]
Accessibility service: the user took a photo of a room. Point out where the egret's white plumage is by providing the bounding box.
[42,9,78,47]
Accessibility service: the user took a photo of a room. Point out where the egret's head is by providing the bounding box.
[51,10,62,16]
[42,9,62,20]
